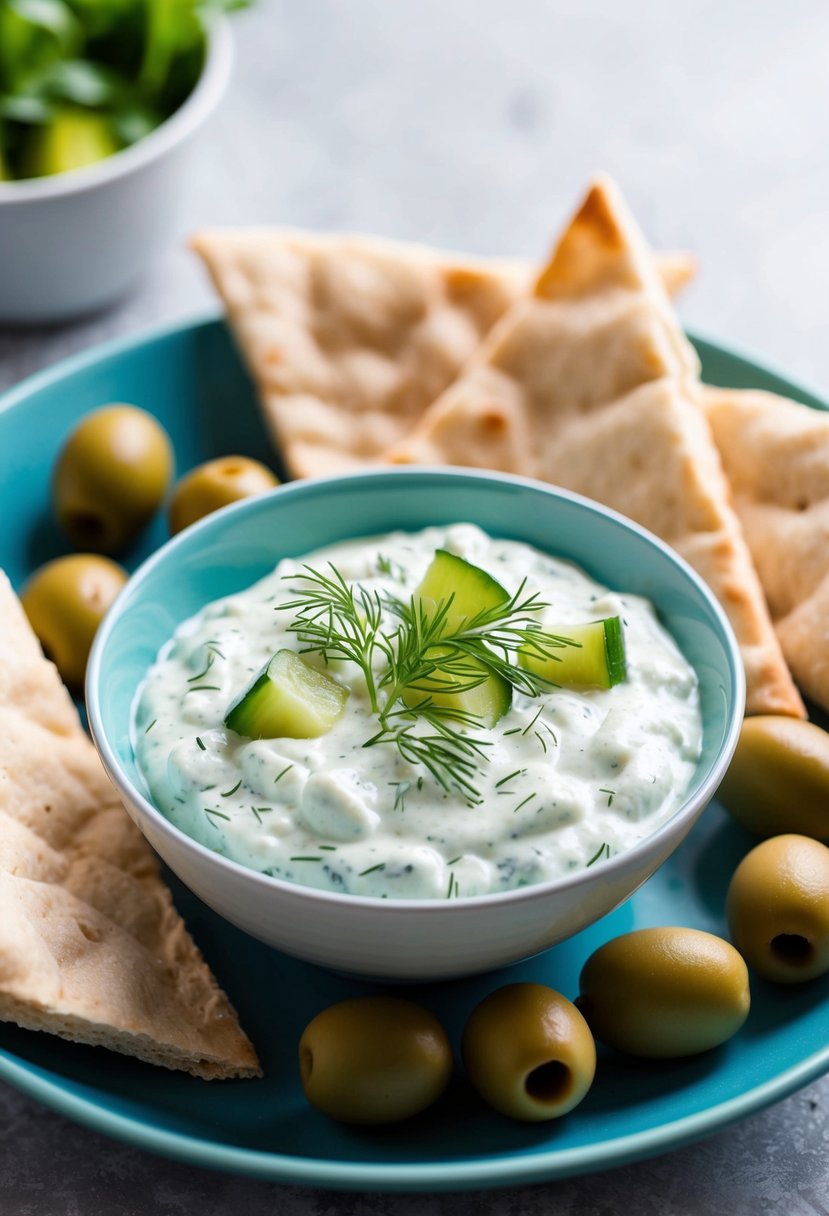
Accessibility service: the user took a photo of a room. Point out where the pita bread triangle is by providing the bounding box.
[704,386,829,712]
[386,177,804,719]
[0,571,260,1079]
[191,227,694,480]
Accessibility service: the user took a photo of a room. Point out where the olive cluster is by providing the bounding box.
[299,803,829,1126]
[22,404,279,688]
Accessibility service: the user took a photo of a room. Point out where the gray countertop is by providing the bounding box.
[1,2,828,1211]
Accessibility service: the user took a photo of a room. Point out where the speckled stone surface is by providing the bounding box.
[1,2,828,1211]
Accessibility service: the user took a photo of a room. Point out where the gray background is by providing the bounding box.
[1,1,828,1211]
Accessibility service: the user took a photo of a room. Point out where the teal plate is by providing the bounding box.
[0,316,827,1192]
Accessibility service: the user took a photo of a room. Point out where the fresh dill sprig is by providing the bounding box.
[282,563,385,711]
[279,562,583,801]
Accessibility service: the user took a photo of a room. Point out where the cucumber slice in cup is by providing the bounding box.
[408,550,512,727]
[520,617,626,690]
[224,650,349,739]
[414,549,509,630]
[402,647,513,729]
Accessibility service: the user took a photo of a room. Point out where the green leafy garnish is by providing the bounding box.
[0,0,250,181]
[280,558,608,801]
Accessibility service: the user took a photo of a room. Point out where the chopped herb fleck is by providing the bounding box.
[221,780,242,798]
[290,856,322,863]
[188,650,218,682]
[205,808,231,823]
[599,788,615,806]
[144,719,157,734]
[250,805,274,825]
[389,780,412,812]
[522,705,545,736]
[496,769,525,789]
[319,844,337,852]
[195,736,206,751]
[586,842,610,867]
[502,726,521,737]
[513,792,537,814]
[359,863,386,877]
[274,764,293,784]
[376,554,407,583]
[447,856,461,865]
[186,685,221,694]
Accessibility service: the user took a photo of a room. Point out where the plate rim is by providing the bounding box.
[1,1036,828,1191]
[1,312,828,1191]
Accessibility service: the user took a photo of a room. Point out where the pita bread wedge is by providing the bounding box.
[386,178,804,719]
[704,387,829,712]
[0,572,261,1079]
[191,228,694,479]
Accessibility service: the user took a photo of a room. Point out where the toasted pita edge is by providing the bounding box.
[0,993,261,1080]
[0,573,261,1080]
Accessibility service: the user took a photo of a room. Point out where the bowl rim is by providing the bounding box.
[87,466,746,914]
[0,16,233,203]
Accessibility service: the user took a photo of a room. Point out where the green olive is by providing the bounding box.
[461,983,595,1121]
[727,834,829,983]
[576,927,750,1058]
[168,456,278,535]
[21,555,128,688]
[298,996,452,1124]
[717,716,829,840]
[53,405,173,553]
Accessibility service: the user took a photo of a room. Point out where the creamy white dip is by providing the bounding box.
[133,525,702,900]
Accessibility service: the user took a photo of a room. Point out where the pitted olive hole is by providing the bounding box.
[68,510,108,546]
[524,1060,571,1104]
[300,1045,314,1083]
[771,933,813,966]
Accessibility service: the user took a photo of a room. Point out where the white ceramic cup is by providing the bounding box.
[0,19,232,324]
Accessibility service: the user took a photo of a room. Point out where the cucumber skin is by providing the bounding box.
[224,665,278,738]
[520,618,626,690]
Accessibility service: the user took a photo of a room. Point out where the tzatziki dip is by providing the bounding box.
[133,524,702,900]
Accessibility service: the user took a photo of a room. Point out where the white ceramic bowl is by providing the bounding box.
[88,468,745,981]
[0,20,232,324]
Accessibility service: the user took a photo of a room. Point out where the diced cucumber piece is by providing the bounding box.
[224,649,348,739]
[409,550,512,727]
[414,549,509,631]
[520,617,626,689]
[403,646,512,729]
[21,110,119,179]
